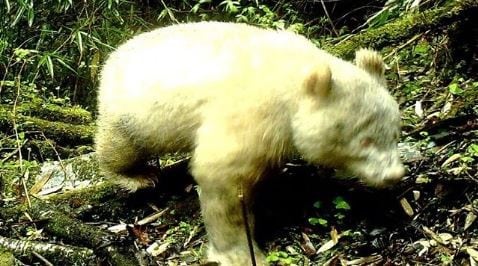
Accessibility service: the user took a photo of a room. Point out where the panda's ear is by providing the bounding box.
[303,63,331,99]
[355,48,385,80]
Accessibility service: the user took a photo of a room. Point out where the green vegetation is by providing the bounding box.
[2,0,441,106]
[266,250,299,265]
[1,0,150,105]
[308,196,352,227]
[0,0,325,106]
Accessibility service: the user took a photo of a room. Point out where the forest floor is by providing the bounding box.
[75,148,477,266]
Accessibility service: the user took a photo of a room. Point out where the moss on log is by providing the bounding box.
[0,105,94,146]
[40,207,137,266]
[0,194,139,266]
[46,181,126,207]
[324,0,478,59]
[12,99,93,125]
[0,248,15,266]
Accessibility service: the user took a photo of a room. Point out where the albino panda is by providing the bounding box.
[95,22,404,265]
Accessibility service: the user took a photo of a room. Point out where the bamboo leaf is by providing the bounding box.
[55,57,77,74]
[76,31,84,55]
[46,55,54,79]
[27,3,34,27]
[12,6,25,26]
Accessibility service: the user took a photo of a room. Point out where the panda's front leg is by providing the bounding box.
[191,124,268,266]
[196,176,265,265]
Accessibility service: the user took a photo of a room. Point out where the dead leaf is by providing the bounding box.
[441,97,453,116]
[301,232,316,257]
[128,224,150,245]
[413,190,421,201]
[422,226,451,246]
[330,227,339,243]
[317,228,341,254]
[29,170,54,195]
[415,174,431,184]
[146,241,170,256]
[108,223,128,233]
[441,153,461,168]
[467,248,478,264]
[317,239,337,254]
[416,239,431,256]
[415,100,424,118]
[465,212,477,231]
[438,233,453,244]
[400,197,414,216]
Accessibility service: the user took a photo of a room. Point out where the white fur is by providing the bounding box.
[96,22,404,265]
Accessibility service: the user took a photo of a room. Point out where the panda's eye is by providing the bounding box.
[360,137,375,148]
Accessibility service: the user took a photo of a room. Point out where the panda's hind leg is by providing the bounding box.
[95,116,157,191]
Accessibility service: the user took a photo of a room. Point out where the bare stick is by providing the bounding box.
[320,0,338,36]
[239,185,256,266]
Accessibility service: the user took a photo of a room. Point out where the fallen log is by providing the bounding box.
[323,0,478,58]
[0,105,94,146]
[0,197,139,266]
[9,99,92,125]
[0,235,95,265]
